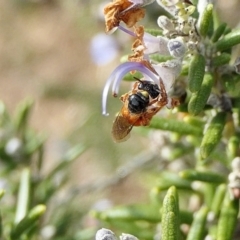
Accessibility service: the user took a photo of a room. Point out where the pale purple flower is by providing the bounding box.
[102,58,182,116]
[122,0,156,12]
[90,33,119,65]
[152,59,182,92]
[118,25,170,56]
[102,62,159,116]
[144,33,170,55]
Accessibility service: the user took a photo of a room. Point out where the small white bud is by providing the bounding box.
[120,233,139,240]
[157,16,174,31]
[205,235,214,240]
[167,37,186,58]
[231,157,240,171]
[5,137,22,157]
[96,229,117,240]
[41,225,56,239]
[161,146,171,159]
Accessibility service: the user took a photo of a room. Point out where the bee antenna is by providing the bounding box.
[133,76,142,82]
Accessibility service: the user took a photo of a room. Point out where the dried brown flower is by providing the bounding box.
[104,0,145,33]
[128,25,145,62]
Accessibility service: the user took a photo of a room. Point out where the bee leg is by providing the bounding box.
[148,77,168,107]
[158,78,168,106]
[168,98,180,108]
[120,92,130,103]
[120,81,139,103]
[132,81,140,92]
[138,114,151,126]
[140,105,163,126]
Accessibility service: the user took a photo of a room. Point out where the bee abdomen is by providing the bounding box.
[128,92,149,114]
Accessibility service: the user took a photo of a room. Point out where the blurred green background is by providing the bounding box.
[1,0,240,239]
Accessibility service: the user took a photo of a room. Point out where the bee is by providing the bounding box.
[112,77,169,142]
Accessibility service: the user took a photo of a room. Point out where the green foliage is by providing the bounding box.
[188,54,206,93]
[2,1,240,240]
[161,187,180,240]
[94,1,240,240]
[179,169,226,183]
[188,73,214,115]
[216,194,239,240]
[215,29,240,51]
[149,117,203,136]
[199,4,213,38]
[0,99,86,239]
[186,206,208,240]
[200,112,227,159]
[211,23,227,43]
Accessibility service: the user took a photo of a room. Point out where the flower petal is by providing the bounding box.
[102,62,159,116]
[118,24,137,37]
[153,59,182,92]
[143,33,170,55]
[104,0,145,33]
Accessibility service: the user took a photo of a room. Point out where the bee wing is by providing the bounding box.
[112,113,133,143]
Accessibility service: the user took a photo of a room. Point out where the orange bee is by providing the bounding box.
[112,77,173,142]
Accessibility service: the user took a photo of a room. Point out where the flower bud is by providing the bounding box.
[120,233,139,240]
[167,37,186,58]
[157,15,174,31]
[96,229,117,240]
